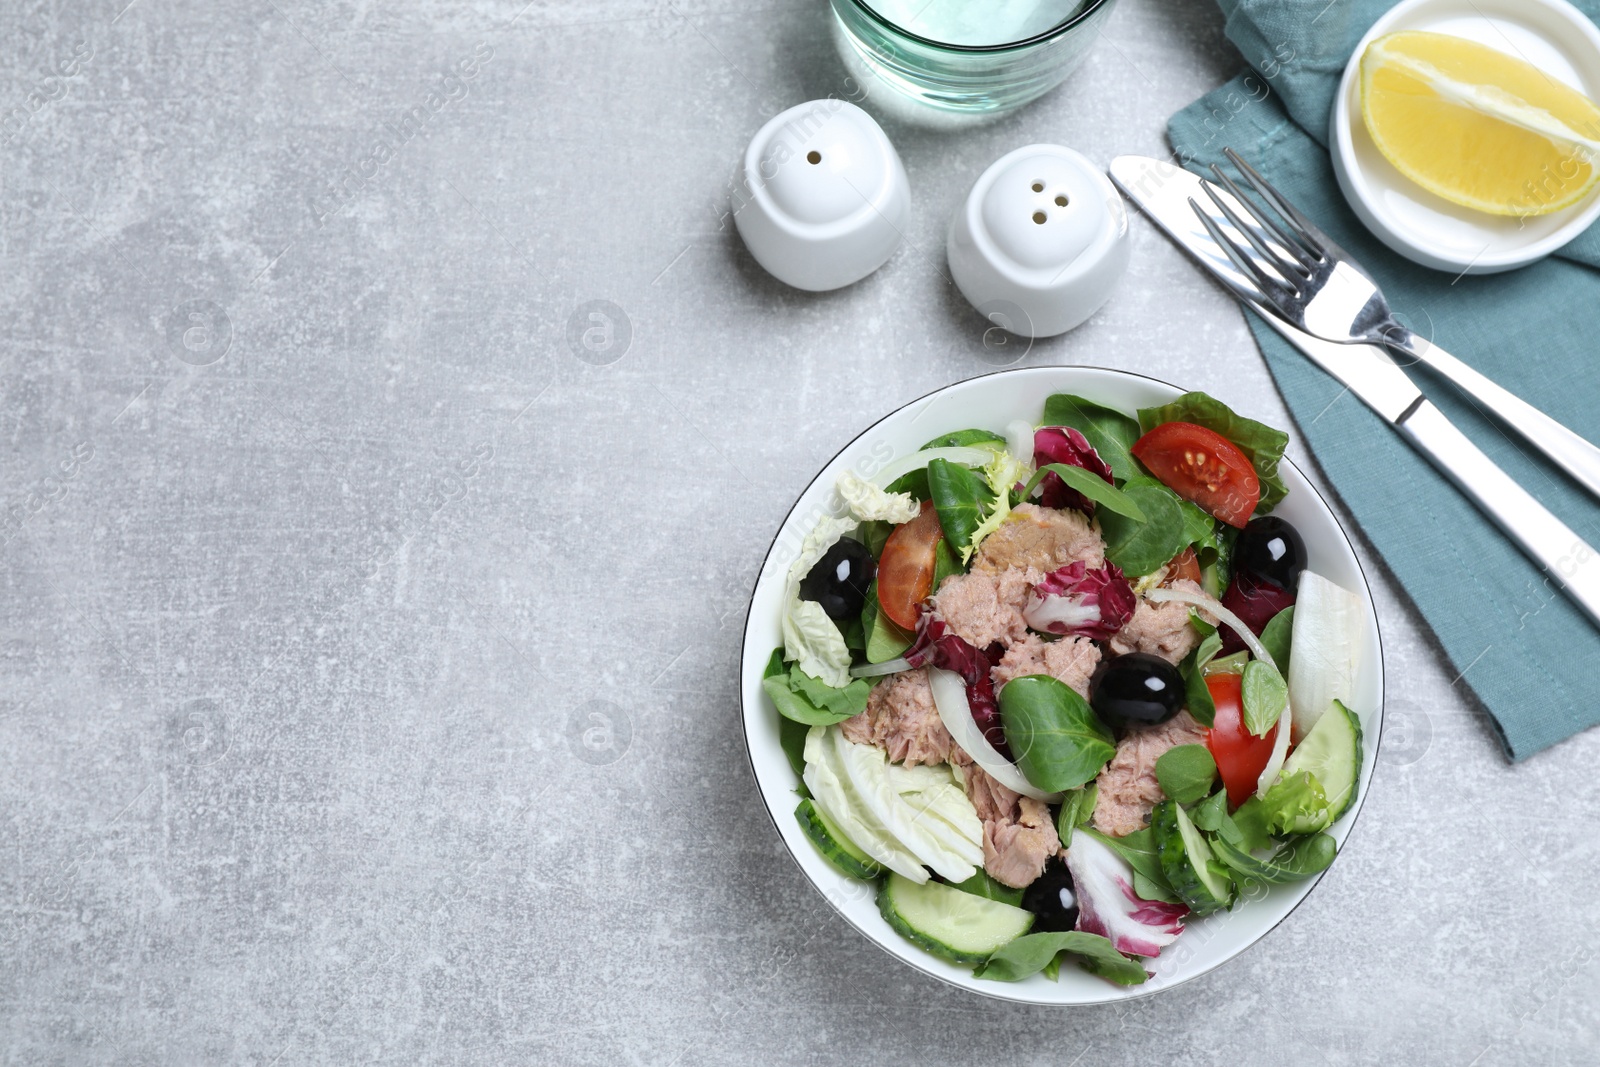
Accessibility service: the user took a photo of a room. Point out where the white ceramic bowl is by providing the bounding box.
[739,366,1385,1005]
[1330,0,1600,275]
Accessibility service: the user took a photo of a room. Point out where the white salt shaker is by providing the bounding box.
[947,144,1130,338]
[731,100,911,292]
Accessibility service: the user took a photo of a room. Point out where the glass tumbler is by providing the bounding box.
[829,0,1120,116]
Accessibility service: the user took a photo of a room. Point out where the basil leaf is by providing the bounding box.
[1095,476,1189,577]
[920,428,1007,450]
[1261,605,1294,672]
[1241,659,1288,737]
[1055,783,1098,848]
[950,868,1024,907]
[1136,391,1291,511]
[1154,744,1217,805]
[973,931,1148,985]
[998,675,1116,792]
[926,458,992,555]
[1018,463,1147,520]
[1189,788,1229,832]
[1081,827,1175,895]
[1041,394,1143,482]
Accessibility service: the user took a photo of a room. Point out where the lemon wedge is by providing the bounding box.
[1359,30,1600,216]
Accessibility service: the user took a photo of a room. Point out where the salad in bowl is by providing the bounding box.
[743,368,1381,1000]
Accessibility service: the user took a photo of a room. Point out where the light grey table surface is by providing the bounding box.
[4,1,1597,1064]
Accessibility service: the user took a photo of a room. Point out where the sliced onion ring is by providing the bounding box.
[1145,586,1276,670]
[1254,699,1293,799]
[1143,586,1293,797]
[927,667,1061,803]
[849,656,912,679]
[1005,419,1035,470]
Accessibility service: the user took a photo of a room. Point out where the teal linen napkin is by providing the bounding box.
[1168,0,1600,759]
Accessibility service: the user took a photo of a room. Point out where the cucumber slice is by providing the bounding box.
[878,872,1034,963]
[1280,699,1363,823]
[1152,800,1234,916]
[795,798,883,881]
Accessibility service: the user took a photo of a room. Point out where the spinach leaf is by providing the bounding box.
[1018,463,1146,520]
[1219,795,1274,852]
[838,612,865,653]
[1183,662,1216,727]
[998,676,1115,792]
[1133,869,1180,903]
[762,661,871,726]
[1082,827,1174,896]
[1200,524,1237,596]
[861,589,913,664]
[1180,620,1224,727]
[1055,783,1098,849]
[920,428,1007,450]
[1096,477,1189,577]
[1179,499,1218,555]
[1041,394,1143,482]
[1189,788,1229,832]
[926,458,993,555]
[950,869,1024,907]
[973,931,1148,985]
[883,469,929,502]
[858,519,893,559]
[1261,605,1294,671]
[1154,744,1217,805]
[1137,391,1291,511]
[1212,831,1337,884]
[1241,659,1288,737]
[932,535,963,590]
[766,650,811,776]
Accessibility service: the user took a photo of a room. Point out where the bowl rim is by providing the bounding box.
[837,0,1117,54]
[738,364,1387,1004]
[1329,0,1600,273]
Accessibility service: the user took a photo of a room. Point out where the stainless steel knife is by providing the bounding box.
[1108,154,1600,630]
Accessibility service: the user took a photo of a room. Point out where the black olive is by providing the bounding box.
[1021,858,1079,932]
[1234,516,1306,592]
[1089,653,1184,727]
[798,538,876,620]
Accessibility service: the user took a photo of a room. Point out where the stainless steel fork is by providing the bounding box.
[1191,147,1600,503]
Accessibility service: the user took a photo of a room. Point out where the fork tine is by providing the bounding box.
[1221,147,1329,260]
[1188,197,1283,306]
[1206,165,1315,272]
[1200,175,1307,287]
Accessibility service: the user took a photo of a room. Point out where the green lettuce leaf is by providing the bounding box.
[1137,391,1291,512]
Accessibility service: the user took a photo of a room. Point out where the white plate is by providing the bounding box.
[1330,0,1600,274]
[739,366,1386,1005]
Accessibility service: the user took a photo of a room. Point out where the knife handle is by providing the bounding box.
[1402,334,1600,503]
[1397,399,1600,630]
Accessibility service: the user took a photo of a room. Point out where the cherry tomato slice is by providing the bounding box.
[1205,672,1278,809]
[877,501,943,631]
[1164,546,1202,586]
[1131,421,1260,529]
